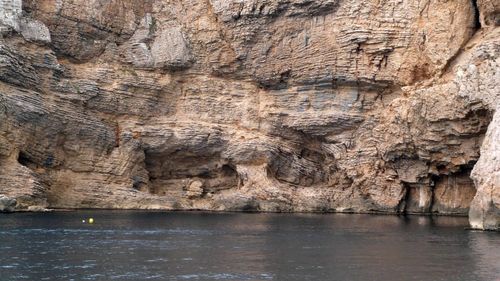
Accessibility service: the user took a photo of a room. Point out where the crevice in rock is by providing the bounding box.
[258,69,292,90]
[428,181,436,214]
[471,0,482,30]
[398,183,410,214]
[438,0,482,77]
[17,151,33,167]
[114,123,120,147]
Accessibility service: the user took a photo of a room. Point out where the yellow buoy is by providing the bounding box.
[88,218,94,224]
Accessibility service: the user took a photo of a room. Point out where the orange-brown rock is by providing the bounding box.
[0,0,498,230]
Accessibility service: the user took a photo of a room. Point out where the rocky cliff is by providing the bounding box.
[0,0,498,230]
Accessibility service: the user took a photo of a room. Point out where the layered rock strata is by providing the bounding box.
[0,0,498,230]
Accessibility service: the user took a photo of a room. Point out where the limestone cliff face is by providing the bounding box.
[0,0,498,229]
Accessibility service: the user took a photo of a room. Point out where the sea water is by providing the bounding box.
[0,211,498,281]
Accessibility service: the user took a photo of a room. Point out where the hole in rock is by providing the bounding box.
[144,151,240,198]
[17,151,34,167]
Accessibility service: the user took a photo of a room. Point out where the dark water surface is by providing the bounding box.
[0,211,498,281]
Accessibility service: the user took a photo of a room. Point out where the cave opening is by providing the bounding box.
[402,164,477,215]
[430,164,477,214]
[143,151,240,198]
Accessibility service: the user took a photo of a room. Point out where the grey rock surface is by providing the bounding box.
[0,195,16,212]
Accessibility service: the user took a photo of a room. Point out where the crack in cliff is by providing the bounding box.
[398,183,410,214]
[471,0,482,30]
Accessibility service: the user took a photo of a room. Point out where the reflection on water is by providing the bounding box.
[0,212,498,281]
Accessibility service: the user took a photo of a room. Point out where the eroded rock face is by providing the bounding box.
[469,111,500,230]
[477,0,500,26]
[0,0,498,229]
[0,195,16,212]
[0,0,21,31]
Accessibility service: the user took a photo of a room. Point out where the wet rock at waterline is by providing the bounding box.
[0,195,16,212]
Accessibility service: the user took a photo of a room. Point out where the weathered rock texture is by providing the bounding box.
[0,194,16,212]
[0,0,498,229]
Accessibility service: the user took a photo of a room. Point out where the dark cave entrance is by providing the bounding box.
[17,151,33,167]
[401,163,477,215]
[143,151,240,198]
